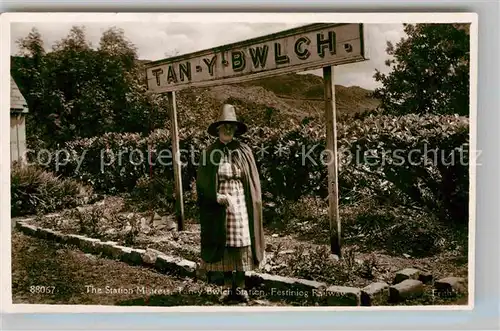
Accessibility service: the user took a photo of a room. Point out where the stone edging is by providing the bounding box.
[14,220,466,306]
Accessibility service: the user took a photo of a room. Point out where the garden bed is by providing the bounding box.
[19,196,468,290]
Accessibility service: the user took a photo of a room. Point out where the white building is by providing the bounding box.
[10,75,29,166]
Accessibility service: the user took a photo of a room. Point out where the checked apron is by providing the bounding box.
[201,146,257,272]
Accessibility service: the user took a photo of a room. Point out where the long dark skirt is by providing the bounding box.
[201,246,265,287]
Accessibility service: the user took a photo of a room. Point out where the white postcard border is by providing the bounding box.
[0,11,478,314]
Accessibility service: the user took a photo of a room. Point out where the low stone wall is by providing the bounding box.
[14,220,467,306]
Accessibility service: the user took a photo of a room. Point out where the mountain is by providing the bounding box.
[138,59,379,122]
[12,54,380,137]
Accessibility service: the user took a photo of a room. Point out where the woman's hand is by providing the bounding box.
[226,195,237,214]
[217,194,229,206]
[217,194,236,213]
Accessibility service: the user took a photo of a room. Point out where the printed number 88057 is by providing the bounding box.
[30,286,56,294]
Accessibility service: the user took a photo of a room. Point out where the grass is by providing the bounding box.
[21,195,469,295]
[11,229,468,307]
[10,230,336,306]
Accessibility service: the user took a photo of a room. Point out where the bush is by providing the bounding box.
[285,245,369,284]
[345,114,469,225]
[11,164,93,217]
[129,175,175,214]
[342,203,455,257]
[40,113,468,226]
[268,194,462,258]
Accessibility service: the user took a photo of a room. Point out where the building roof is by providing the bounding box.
[10,75,28,114]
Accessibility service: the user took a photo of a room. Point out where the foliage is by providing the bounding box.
[11,164,93,217]
[38,112,468,226]
[11,26,169,150]
[285,245,371,284]
[345,113,469,224]
[129,175,175,214]
[267,195,463,258]
[374,24,470,116]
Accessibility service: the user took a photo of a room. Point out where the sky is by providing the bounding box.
[10,22,406,90]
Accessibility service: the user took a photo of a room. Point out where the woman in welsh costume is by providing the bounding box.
[196,104,265,303]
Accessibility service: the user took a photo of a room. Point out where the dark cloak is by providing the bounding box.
[196,139,265,265]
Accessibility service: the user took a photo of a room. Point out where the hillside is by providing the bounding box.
[12,56,379,132]
[171,73,380,133]
[239,73,380,119]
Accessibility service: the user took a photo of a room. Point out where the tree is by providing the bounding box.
[11,26,168,149]
[373,24,470,116]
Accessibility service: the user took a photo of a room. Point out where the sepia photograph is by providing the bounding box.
[3,12,476,311]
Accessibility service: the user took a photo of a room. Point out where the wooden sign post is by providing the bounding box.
[323,66,342,256]
[167,91,185,231]
[145,23,368,254]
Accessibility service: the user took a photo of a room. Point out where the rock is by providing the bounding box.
[84,253,97,260]
[389,279,424,302]
[177,259,197,276]
[361,282,389,306]
[271,234,279,238]
[166,220,177,231]
[265,243,274,252]
[153,215,176,230]
[111,245,133,262]
[355,258,364,265]
[403,253,411,258]
[66,234,87,247]
[252,299,268,305]
[264,264,272,272]
[245,271,327,296]
[154,254,196,277]
[44,229,62,241]
[329,254,340,262]
[434,277,466,295]
[393,268,421,284]
[322,286,361,306]
[140,218,152,234]
[127,213,135,220]
[277,249,295,255]
[418,272,433,284]
[141,249,159,265]
[18,223,38,236]
[270,263,287,271]
[98,241,119,257]
[195,264,207,281]
[79,237,102,254]
[104,228,117,236]
[129,248,145,265]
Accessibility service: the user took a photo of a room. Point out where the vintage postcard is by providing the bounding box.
[1,12,477,313]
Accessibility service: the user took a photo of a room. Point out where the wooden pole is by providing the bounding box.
[167,91,185,231]
[323,66,341,257]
